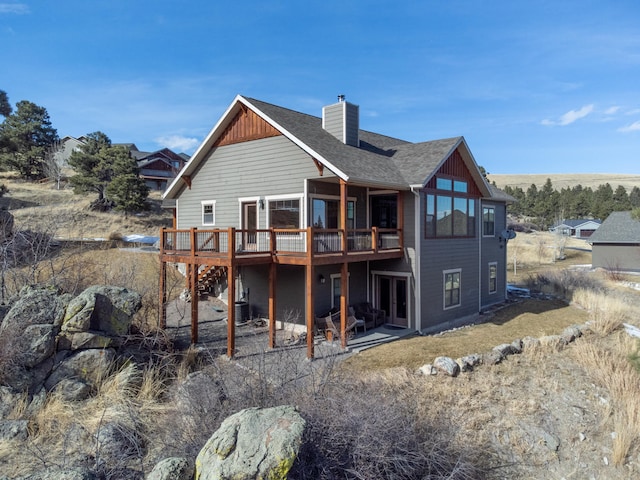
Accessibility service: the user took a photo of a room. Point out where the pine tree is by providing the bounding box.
[105,147,149,216]
[68,132,117,202]
[0,100,58,180]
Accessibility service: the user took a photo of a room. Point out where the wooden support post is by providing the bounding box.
[372,226,379,253]
[306,263,315,359]
[268,261,276,349]
[306,227,315,359]
[227,227,236,358]
[340,179,347,253]
[340,262,348,349]
[190,262,198,344]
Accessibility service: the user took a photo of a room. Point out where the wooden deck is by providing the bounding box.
[158,226,404,358]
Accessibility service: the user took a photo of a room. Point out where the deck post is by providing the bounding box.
[340,262,348,349]
[340,179,347,253]
[306,226,315,359]
[190,261,198,344]
[268,261,276,349]
[227,227,236,358]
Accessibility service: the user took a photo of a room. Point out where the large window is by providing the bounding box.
[443,269,461,309]
[483,206,495,236]
[312,198,355,229]
[489,262,497,294]
[269,198,300,228]
[201,200,216,226]
[425,177,476,238]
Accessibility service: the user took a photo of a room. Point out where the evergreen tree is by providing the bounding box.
[0,90,11,117]
[612,185,630,211]
[0,100,58,180]
[105,146,149,216]
[68,132,117,202]
[630,186,640,208]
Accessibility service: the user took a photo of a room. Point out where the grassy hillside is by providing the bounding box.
[0,173,172,239]
[487,173,640,192]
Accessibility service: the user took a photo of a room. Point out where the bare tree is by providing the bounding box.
[43,140,64,190]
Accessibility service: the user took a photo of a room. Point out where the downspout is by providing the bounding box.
[410,186,421,332]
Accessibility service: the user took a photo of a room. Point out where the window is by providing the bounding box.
[330,273,350,308]
[425,176,476,238]
[489,262,497,294]
[443,269,461,309]
[312,198,355,229]
[269,198,300,228]
[483,206,495,236]
[201,200,216,226]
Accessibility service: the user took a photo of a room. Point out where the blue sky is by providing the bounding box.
[1,0,639,174]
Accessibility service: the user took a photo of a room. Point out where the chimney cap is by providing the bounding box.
[337,94,345,102]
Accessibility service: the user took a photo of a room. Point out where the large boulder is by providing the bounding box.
[0,285,66,334]
[147,457,193,480]
[44,348,116,392]
[0,286,67,390]
[62,286,142,336]
[195,405,305,480]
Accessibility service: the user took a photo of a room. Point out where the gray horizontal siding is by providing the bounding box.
[480,202,508,307]
[177,136,330,229]
[420,237,479,330]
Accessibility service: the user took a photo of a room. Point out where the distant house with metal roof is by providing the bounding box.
[159,94,514,358]
[588,211,640,271]
[550,219,601,239]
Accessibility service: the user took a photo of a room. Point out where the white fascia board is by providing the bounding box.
[240,97,349,182]
[420,137,492,197]
[163,95,245,199]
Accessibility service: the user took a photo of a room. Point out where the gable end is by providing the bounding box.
[214,106,282,147]
[425,148,482,196]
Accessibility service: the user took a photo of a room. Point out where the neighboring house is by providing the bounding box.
[159,95,514,358]
[52,136,88,168]
[550,219,601,239]
[55,138,188,190]
[589,211,640,271]
[128,147,189,190]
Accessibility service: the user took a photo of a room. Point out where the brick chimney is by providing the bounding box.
[322,95,359,147]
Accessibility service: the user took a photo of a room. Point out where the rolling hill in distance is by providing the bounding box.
[486,173,640,192]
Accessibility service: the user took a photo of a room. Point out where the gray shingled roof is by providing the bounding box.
[588,211,640,244]
[245,98,476,189]
[165,95,496,198]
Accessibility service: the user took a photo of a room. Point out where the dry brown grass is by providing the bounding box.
[0,173,170,240]
[507,231,593,285]
[342,298,587,372]
[487,173,640,192]
[572,334,640,466]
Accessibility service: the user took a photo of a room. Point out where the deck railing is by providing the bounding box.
[160,226,402,258]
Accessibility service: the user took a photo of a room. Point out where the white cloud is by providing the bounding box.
[604,106,621,115]
[618,121,640,133]
[155,135,201,153]
[0,3,29,14]
[541,104,595,126]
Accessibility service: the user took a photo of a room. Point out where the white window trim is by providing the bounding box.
[443,268,462,310]
[265,193,304,229]
[488,261,498,294]
[482,204,496,237]
[201,200,216,226]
